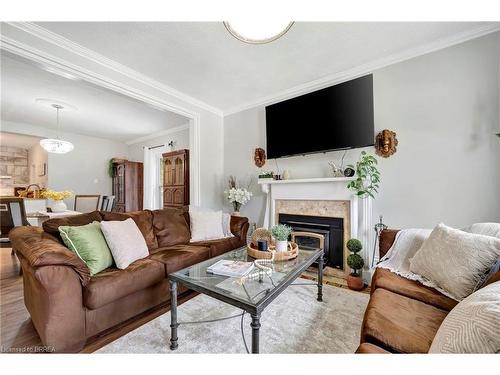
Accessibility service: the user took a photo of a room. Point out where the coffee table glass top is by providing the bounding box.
[169,246,322,309]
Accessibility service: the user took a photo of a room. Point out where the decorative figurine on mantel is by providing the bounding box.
[375,129,398,158]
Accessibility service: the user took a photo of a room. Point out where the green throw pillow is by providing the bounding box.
[59,221,113,276]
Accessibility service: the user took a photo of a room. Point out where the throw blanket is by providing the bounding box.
[377,228,458,300]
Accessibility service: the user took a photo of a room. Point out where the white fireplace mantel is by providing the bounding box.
[259,177,375,283]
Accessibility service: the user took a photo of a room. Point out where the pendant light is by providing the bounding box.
[40,104,74,154]
[223,21,294,44]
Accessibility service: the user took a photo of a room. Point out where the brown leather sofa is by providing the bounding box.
[9,207,249,353]
[357,229,500,354]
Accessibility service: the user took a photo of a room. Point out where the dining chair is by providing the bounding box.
[74,194,101,213]
[0,197,30,259]
[100,195,115,212]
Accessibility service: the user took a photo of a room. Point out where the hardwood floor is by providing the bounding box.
[0,247,194,353]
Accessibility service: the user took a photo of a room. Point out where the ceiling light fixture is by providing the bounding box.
[39,104,74,154]
[223,21,294,44]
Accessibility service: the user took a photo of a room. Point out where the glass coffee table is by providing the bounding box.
[168,246,324,353]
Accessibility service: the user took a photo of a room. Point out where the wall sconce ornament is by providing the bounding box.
[375,129,398,158]
[254,147,267,168]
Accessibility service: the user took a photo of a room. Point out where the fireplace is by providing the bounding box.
[279,213,344,269]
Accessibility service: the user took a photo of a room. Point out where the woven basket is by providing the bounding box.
[247,241,298,261]
[250,227,272,247]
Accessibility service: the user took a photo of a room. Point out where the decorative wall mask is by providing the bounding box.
[254,147,267,168]
[375,129,398,158]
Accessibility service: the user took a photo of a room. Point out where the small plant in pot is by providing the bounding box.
[271,224,292,253]
[346,238,365,291]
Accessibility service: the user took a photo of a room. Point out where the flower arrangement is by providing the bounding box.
[224,176,252,213]
[41,190,74,201]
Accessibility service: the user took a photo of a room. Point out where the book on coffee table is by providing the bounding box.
[207,260,255,277]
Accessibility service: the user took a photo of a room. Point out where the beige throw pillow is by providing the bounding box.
[189,209,225,242]
[409,223,500,300]
[430,281,500,353]
[100,218,149,269]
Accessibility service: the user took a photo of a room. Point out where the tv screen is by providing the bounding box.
[265,75,374,159]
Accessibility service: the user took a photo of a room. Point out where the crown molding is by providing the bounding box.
[223,23,500,116]
[6,22,224,117]
[125,123,190,145]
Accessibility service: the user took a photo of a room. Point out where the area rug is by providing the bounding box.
[98,282,369,354]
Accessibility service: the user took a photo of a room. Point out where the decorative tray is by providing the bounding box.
[247,241,299,261]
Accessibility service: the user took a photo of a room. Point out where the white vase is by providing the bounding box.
[275,240,288,252]
[232,211,241,216]
[51,200,67,213]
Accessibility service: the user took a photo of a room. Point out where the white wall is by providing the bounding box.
[2,23,226,210]
[224,32,500,229]
[126,126,190,162]
[1,121,128,206]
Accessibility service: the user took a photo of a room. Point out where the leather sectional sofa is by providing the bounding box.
[9,207,249,353]
[356,229,500,354]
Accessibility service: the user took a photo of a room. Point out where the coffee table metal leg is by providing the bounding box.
[250,313,261,354]
[317,254,323,302]
[169,280,179,350]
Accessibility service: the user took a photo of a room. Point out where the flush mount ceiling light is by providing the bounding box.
[223,21,294,44]
[39,104,74,154]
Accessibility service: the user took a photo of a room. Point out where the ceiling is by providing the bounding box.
[34,21,500,112]
[0,131,42,149]
[0,52,189,143]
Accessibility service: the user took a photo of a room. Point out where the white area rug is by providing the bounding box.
[98,282,369,354]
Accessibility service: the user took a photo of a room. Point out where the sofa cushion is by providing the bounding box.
[371,268,458,311]
[83,258,165,309]
[152,207,191,248]
[43,211,103,241]
[355,343,390,354]
[191,236,243,257]
[361,288,448,353]
[149,245,210,274]
[101,210,158,250]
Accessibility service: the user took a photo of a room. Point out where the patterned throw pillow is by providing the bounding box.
[430,281,500,353]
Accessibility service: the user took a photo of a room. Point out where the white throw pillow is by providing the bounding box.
[100,218,149,269]
[189,209,225,242]
[410,223,500,300]
[221,212,234,238]
[429,281,500,353]
[463,222,500,239]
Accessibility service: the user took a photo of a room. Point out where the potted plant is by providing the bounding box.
[224,176,252,216]
[271,224,292,252]
[346,238,365,291]
[41,190,74,213]
[346,151,380,198]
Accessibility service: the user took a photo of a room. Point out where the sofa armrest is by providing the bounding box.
[230,216,249,244]
[9,226,91,286]
[379,229,400,259]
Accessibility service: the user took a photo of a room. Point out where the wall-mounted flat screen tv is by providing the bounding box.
[265,74,374,159]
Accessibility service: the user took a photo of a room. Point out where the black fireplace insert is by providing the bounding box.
[278,213,344,269]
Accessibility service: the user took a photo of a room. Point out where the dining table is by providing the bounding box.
[26,210,82,227]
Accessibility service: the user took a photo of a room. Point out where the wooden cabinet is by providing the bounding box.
[162,149,189,207]
[112,161,143,212]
